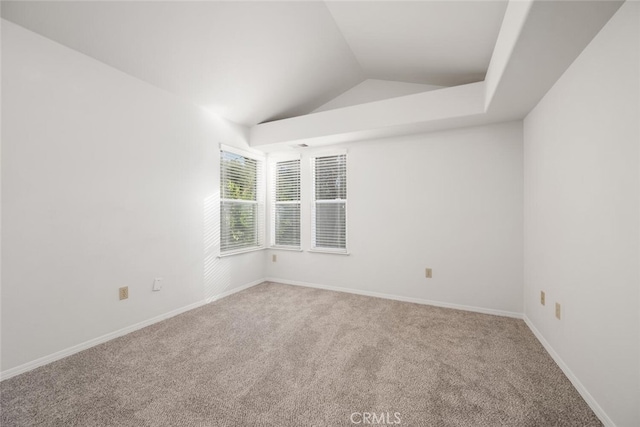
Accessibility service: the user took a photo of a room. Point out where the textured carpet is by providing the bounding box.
[1,282,601,426]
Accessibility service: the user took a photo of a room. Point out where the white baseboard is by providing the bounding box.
[265,277,523,319]
[203,278,265,304]
[0,278,265,382]
[1,278,614,426]
[523,316,615,427]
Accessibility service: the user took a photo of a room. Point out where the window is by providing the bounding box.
[271,158,301,248]
[312,153,347,252]
[220,146,264,254]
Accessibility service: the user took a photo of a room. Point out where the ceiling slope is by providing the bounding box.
[1,0,623,148]
[313,79,443,113]
[325,0,508,86]
[485,0,625,119]
[250,0,624,150]
[0,1,510,128]
[0,1,364,126]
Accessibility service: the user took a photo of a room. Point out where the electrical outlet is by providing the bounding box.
[272,254,277,262]
[152,278,163,292]
[119,286,129,300]
[540,291,545,305]
[555,302,561,320]
[425,268,432,279]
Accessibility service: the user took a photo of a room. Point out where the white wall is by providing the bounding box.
[523,2,639,426]
[1,20,265,373]
[267,121,524,315]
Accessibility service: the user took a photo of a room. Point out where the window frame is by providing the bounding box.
[219,144,265,256]
[269,155,302,250]
[310,151,348,254]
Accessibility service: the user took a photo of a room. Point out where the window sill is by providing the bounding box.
[218,247,266,258]
[270,246,303,252]
[308,249,350,256]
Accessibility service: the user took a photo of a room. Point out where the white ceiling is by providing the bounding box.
[1,1,508,126]
[250,0,624,150]
[325,1,508,86]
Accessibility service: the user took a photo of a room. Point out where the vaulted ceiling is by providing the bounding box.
[1,1,623,151]
[0,1,508,126]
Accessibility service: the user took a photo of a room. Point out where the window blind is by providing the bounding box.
[271,159,301,248]
[220,148,264,253]
[312,154,347,251]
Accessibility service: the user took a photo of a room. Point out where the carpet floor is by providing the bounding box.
[1,282,601,426]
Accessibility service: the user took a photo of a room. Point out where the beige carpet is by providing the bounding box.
[1,282,601,426]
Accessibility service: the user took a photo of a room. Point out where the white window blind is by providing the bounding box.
[220,147,264,254]
[271,159,301,248]
[312,153,347,252]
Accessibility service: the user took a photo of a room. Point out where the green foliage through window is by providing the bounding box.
[221,150,261,252]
